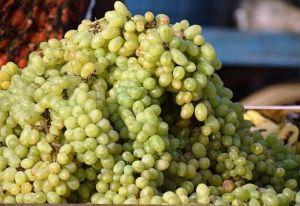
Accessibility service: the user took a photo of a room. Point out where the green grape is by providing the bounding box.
[192,142,207,158]
[85,124,100,138]
[149,135,165,153]
[149,44,164,57]
[285,179,298,189]
[124,21,136,32]
[101,26,121,40]
[262,194,279,206]
[201,43,216,62]
[170,48,188,66]
[223,123,236,136]
[91,33,106,49]
[186,62,197,72]
[15,171,27,185]
[80,63,95,79]
[46,192,61,203]
[282,188,295,202]
[251,143,264,155]
[184,78,197,91]
[0,156,7,170]
[158,73,172,87]
[196,184,210,204]
[114,1,131,17]
[180,103,194,119]
[295,191,300,203]
[108,36,124,53]
[194,103,208,121]
[197,62,214,76]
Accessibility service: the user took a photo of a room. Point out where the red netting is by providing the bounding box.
[0,0,90,68]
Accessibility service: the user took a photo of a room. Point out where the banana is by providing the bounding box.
[244,109,300,153]
[244,110,279,137]
[278,122,299,145]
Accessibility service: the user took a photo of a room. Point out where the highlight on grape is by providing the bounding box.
[0,1,299,205]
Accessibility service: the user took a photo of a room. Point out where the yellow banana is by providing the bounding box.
[244,110,300,153]
[244,110,279,137]
[278,122,299,145]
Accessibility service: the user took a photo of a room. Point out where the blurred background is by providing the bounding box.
[1,0,300,105]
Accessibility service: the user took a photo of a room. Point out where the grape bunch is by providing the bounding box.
[0,2,300,205]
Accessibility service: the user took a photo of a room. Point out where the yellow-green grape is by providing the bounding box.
[156,14,170,25]
[173,66,185,80]
[184,25,202,40]
[196,184,210,204]
[105,11,127,28]
[136,21,145,32]
[201,43,216,62]
[145,11,154,22]
[180,103,194,119]
[184,78,197,91]
[91,33,106,49]
[30,54,46,76]
[0,71,11,81]
[108,36,124,53]
[194,35,205,46]
[197,61,214,76]
[185,62,197,72]
[124,21,136,32]
[101,26,121,40]
[0,80,11,89]
[192,142,207,158]
[163,191,181,204]
[114,1,131,17]
[170,48,188,66]
[194,103,208,121]
[158,25,172,43]
[180,20,189,29]
[81,63,95,79]
[158,73,172,87]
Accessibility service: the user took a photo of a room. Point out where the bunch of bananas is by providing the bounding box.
[244,109,300,153]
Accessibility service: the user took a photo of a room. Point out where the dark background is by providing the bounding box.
[91,0,300,27]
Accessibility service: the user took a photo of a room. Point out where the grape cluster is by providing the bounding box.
[0,1,300,205]
[0,63,20,90]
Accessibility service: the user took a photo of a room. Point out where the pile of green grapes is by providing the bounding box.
[0,2,300,205]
